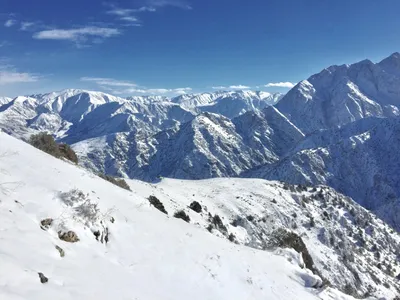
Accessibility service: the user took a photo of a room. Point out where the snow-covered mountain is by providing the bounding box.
[172,90,283,118]
[0,96,12,106]
[275,52,400,134]
[247,116,400,231]
[74,107,304,181]
[1,131,398,299]
[0,89,283,143]
[2,53,400,239]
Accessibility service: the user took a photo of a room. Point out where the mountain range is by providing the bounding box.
[1,52,400,233]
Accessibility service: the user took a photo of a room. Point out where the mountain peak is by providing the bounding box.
[378,52,400,76]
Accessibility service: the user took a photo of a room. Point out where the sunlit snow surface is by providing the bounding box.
[0,132,369,300]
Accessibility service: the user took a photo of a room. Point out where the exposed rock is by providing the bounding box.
[40,218,53,230]
[58,230,79,243]
[38,272,48,284]
[55,245,65,257]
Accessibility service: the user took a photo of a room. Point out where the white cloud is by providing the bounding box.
[145,0,192,9]
[126,87,192,95]
[4,19,16,27]
[81,76,191,95]
[212,85,251,90]
[105,1,190,24]
[81,77,137,87]
[33,26,121,42]
[20,22,36,31]
[106,6,141,24]
[229,85,250,89]
[265,82,295,88]
[0,65,39,85]
[120,16,139,22]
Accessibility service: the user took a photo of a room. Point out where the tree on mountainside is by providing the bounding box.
[29,133,78,164]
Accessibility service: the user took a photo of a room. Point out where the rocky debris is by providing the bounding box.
[58,230,79,243]
[40,218,53,230]
[38,272,48,284]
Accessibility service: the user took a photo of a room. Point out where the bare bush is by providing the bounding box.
[98,173,131,191]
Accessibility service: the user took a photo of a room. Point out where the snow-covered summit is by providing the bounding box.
[275,53,400,133]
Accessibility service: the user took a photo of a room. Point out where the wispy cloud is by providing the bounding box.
[81,76,191,95]
[145,0,192,9]
[212,85,251,90]
[4,19,16,27]
[126,87,192,95]
[81,77,137,87]
[0,41,11,47]
[105,1,191,25]
[106,7,140,24]
[265,82,295,88]
[229,85,250,89]
[0,65,39,84]
[33,26,121,45]
[20,21,38,31]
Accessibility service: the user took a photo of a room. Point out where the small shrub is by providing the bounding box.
[269,228,316,273]
[212,214,227,233]
[174,210,190,223]
[246,215,255,222]
[231,216,243,227]
[148,195,168,215]
[58,143,78,164]
[98,173,131,191]
[228,233,237,242]
[30,133,61,157]
[30,133,78,164]
[189,201,202,213]
[309,216,315,227]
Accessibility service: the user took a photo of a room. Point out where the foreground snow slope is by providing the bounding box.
[0,132,354,300]
[127,178,400,299]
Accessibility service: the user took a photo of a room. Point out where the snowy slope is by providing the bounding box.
[127,178,400,299]
[0,131,359,300]
[247,116,400,231]
[275,53,400,134]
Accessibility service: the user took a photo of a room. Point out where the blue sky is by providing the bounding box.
[1,0,400,97]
